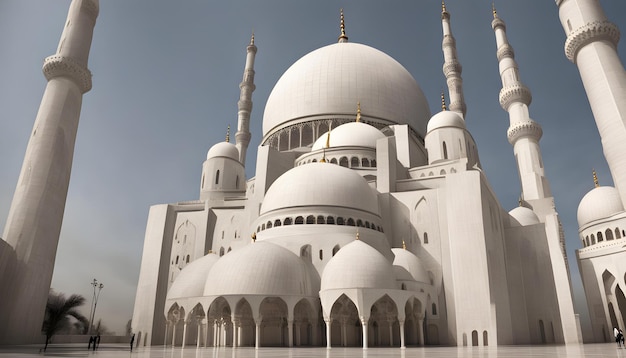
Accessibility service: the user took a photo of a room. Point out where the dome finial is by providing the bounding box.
[250,31,255,46]
[338,8,349,43]
[356,101,362,122]
[441,91,447,111]
[355,230,360,240]
[226,125,230,142]
[593,168,599,188]
[492,2,497,19]
[442,0,447,14]
[402,240,406,250]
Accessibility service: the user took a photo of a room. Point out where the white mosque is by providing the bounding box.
[1,0,625,350]
[131,3,593,349]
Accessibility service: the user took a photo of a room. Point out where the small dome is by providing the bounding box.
[321,240,396,291]
[263,42,430,138]
[261,163,379,216]
[509,207,541,227]
[204,241,319,296]
[207,141,239,161]
[577,186,625,227]
[426,110,465,133]
[391,248,430,284]
[311,122,386,151]
[167,253,220,299]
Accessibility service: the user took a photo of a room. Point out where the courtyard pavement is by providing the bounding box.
[1,344,626,358]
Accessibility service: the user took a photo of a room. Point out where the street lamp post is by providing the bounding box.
[88,279,104,334]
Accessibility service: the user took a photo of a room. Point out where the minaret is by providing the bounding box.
[235,34,257,166]
[492,6,551,201]
[556,0,626,206]
[0,0,98,344]
[440,1,467,119]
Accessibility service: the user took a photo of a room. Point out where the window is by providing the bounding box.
[295,216,304,224]
[432,303,437,315]
[267,221,273,229]
[362,158,370,167]
[235,175,239,189]
[332,245,340,256]
[337,217,345,225]
[175,256,179,264]
[317,215,325,224]
[598,232,604,242]
[347,218,355,226]
[591,234,596,244]
[371,159,377,167]
[616,228,621,239]
[339,157,348,167]
[306,215,315,224]
[424,232,429,244]
[327,216,335,224]
[606,229,614,240]
[356,219,363,227]
[219,247,224,256]
[330,158,338,165]
[284,217,293,225]
[443,142,448,160]
[215,170,220,185]
[186,255,190,263]
[319,249,323,260]
[274,219,281,227]
[351,157,359,167]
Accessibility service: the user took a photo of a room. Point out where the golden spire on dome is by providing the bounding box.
[356,102,362,122]
[442,0,447,13]
[356,230,360,240]
[492,2,498,18]
[326,124,332,148]
[250,31,255,45]
[441,92,447,111]
[251,232,257,243]
[402,240,407,250]
[226,125,230,142]
[593,169,599,188]
[338,8,349,43]
[518,195,523,207]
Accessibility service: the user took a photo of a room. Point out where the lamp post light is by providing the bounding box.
[88,279,104,334]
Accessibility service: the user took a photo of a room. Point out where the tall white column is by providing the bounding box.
[0,0,98,345]
[388,321,394,346]
[288,320,294,347]
[182,321,187,348]
[197,321,202,348]
[235,34,257,166]
[172,323,177,347]
[325,319,332,349]
[399,320,406,349]
[361,319,369,350]
[418,319,424,346]
[255,320,261,349]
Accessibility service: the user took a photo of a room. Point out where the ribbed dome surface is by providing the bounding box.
[321,240,396,291]
[260,163,379,216]
[311,122,385,150]
[204,241,319,296]
[167,253,220,299]
[263,42,430,138]
[207,141,239,161]
[577,186,624,227]
[426,110,465,133]
[509,207,541,227]
[391,248,430,284]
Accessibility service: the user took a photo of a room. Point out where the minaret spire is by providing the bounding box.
[440,1,467,119]
[557,0,626,206]
[356,102,361,122]
[492,8,550,201]
[235,32,257,166]
[338,9,349,43]
[226,125,230,142]
[592,169,599,188]
[0,0,98,344]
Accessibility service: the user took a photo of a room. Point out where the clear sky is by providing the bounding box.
[0,0,625,336]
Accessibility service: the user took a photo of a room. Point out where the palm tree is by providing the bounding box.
[42,290,88,351]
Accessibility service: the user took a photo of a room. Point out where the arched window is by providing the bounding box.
[483,331,488,346]
[339,157,349,167]
[327,216,335,224]
[267,221,273,229]
[591,234,596,244]
[356,219,364,227]
[261,223,265,230]
[606,229,614,240]
[401,283,406,290]
[443,142,448,160]
[235,175,239,189]
[284,217,293,225]
[317,215,325,224]
[274,219,282,227]
[332,245,340,256]
[362,158,370,167]
[472,330,478,346]
[351,157,359,167]
[371,159,377,167]
[256,226,260,233]
[186,255,190,263]
[440,169,446,175]
[227,247,231,253]
[312,159,317,163]
[319,249,323,260]
[300,245,311,260]
[365,221,370,228]
[295,216,304,224]
[585,236,589,247]
[215,170,220,185]
[175,256,179,264]
[598,232,604,242]
[432,303,437,315]
[616,228,622,239]
[306,215,315,224]
[330,158,338,164]
[337,217,345,225]
[219,247,225,256]
[201,175,205,189]
[424,232,429,244]
[347,218,355,226]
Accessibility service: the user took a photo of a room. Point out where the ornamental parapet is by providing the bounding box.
[499,84,532,110]
[496,44,515,62]
[507,120,543,144]
[443,60,462,77]
[565,20,620,62]
[42,55,92,93]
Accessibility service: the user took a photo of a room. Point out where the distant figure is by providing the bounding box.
[620,329,625,348]
[130,334,135,352]
[616,327,623,347]
[96,335,101,349]
[88,335,93,350]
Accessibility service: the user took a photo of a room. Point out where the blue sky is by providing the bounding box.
[0,0,625,335]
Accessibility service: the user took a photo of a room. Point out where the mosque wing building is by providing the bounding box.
[131,5,582,349]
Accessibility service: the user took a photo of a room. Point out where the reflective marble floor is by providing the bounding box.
[2,344,626,358]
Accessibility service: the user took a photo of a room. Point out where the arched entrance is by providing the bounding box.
[369,295,399,347]
[207,297,232,347]
[293,299,316,346]
[404,297,423,346]
[166,304,185,346]
[329,294,360,347]
[234,298,255,347]
[259,297,288,347]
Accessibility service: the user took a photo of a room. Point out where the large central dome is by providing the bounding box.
[262,42,431,139]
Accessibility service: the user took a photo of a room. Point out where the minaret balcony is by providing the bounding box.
[565,20,620,62]
[43,55,92,93]
[507,120,543,144]
[499,84,532,111]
